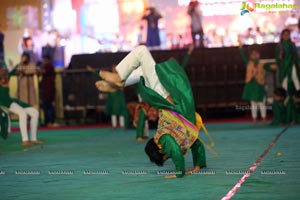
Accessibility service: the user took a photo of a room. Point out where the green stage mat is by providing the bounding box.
[0,123,299,200]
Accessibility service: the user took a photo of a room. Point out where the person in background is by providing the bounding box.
[39,55,58,127]
[137,25,145,46]
[0,106,10,140]
[291,90,300,125]
[12,53,39,107]
[238,39,277,125]
[86,65,128,129]
[187,0,204,48]
[0,66,44,146]
[142,7,162,49]
[276,29,300,94]
[270,88,288,126]
[19,30,38,63]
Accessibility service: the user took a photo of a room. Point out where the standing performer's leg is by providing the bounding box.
[282,76,288,91]
[8,103,29,143]
[111,115,117,128]
[258,98,267,120]
[250,101,258,120]
[24,107,39,142]
[119,115,125,128]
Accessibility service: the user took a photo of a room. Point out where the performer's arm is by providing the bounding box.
[263,63,277,72]
[189,139,206,172]
[155,11,162,19]
[181,44,194,69]
[136,109,146,139]
[142,9,149,20]
[160,134,185,178]
[239,47,249,64]
[238,38,249,64]
[86,65,100,77]
[8,67,18,77]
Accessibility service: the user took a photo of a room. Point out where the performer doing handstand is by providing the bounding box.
[96,45,216,178]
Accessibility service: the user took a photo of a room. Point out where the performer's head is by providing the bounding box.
[249,49,260,61]
[21,52,30,65]
[146,7,156,15]
[274,88,287,101]
[280,29,291,42]
[147,107,159,122]
[145,138,166,166]
[188,0,199,10]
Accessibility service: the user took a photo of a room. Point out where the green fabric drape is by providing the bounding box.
[137,59,196,124]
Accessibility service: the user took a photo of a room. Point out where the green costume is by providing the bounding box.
[0,68,30,108]
[275,40,299,91]
[92,69,129,127]
[136,108,147,139]
[291,100,300,124]
[275,41,299,123]
[0,68,29,139]
[239,48,274,102]
[270,100,287,125]
[242,78,265,102]
[0,107,10,139]
[138,56,206,177]
[135,54,192,139]
[105,90,128,117]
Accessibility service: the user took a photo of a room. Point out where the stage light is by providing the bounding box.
[256,36,263,45]
[177,0,190,6]
[60,38,67,46]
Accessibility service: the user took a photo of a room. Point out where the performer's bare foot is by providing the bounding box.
[99,70,124,87]
[164,174,177,179]
[136,137,145,142]
[186,166,200,174]
[22,141,34,147]
[32,140,46,145]
[95,80,118,92]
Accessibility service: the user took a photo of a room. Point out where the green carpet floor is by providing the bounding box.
[0,123,299,200]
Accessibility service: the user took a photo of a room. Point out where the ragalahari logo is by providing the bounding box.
[240,1,254,16]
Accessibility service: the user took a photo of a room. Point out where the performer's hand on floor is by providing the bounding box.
[164,174,177,179]
[186,166,200,175]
